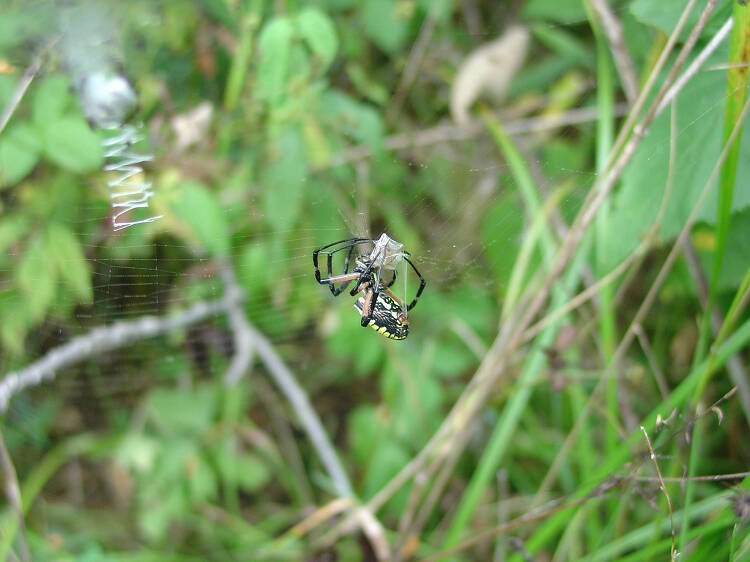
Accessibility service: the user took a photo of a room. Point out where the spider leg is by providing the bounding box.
[359,287,376,327]
[360,248,388,326]
[403,257,426,311]
[313,238,372,296]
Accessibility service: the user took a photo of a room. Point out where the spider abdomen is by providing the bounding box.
[354,293,409,340]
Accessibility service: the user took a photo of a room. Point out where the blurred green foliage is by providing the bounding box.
[1,0,749,560]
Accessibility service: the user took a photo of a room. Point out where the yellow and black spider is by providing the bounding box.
[313,233,426,339]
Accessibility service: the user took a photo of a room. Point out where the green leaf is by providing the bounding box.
[361,0,411,54]
[363,440,410,511]
[186,453,218,503]
[630,0,732,37]
[145,384,217,435]
[0,289,33,355]
[345,63,389,105]
[0,215,30,255]
[0,123,41,187]
[234,453,271,492]
[321,90,384,149]
[139,483,186,541]
[16,233,58,321]
[238,242,270,299]
[296,8,338,71]
[256,16,295,103]
[348,405,382,466]
[44,224,93,303]
[262,128,307,231]
[32,75,71,125]
[607,51,750,268]
[417,0,453,22]
[170,181,230,256]
[42,115,102,173]
[481,193,524,291]
[521,0,588,24]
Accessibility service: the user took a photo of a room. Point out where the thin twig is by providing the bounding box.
[322,105,628,169]
[0,430,29,562]
[657,17,734,116]
[589,0,639,103]
[218,261,256,386]
[640,425,676,559]
[0,36,59,135]
[633,324,671,401]
[0,295,241,412]
[216,263,353,498]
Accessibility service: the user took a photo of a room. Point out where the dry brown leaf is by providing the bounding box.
[450,25,530,126]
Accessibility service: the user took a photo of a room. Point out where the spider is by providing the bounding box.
[313,233,426,339]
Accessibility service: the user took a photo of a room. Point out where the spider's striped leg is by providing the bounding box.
[403,257,426,311]
[359,287,376,327]
[313,238,371,296]
[359,249,387,326]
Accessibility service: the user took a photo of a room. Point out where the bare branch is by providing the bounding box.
[216,263,354,498]
[323,104,628,169]
[0,295,240,413]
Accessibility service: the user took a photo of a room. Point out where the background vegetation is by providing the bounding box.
[0,0,749,559]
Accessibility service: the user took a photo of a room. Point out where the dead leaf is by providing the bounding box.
[450,25,530,126]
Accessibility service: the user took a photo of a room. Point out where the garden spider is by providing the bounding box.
[313,233,426,339]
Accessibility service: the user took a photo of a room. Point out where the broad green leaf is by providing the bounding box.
[256,16,294,103]
[362,439,410,512]
[44,223,93,303]
[417,0,453,22]
[42,115,102,173]
[0,215,29,255]
[0,123,41,187]
[145,384,217,434]
[139,481,185,541]
[186,453,219,503]
[196,0,236,30]
[16,233,57,320]
[170,181,230,256]
[32,75,71,125]
[630,0,732,37]
[0,289,33,355]
[702,208,750,290]
[606,51,750,268]
[348,405,382,466]
[321,89,384,149]
[234,453,271,492]
[297,8,338,71]
[238,242,270,299]
[361,0,411,54]
[262,128,306,231]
